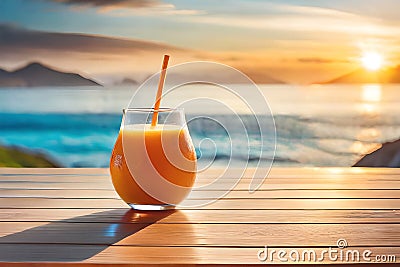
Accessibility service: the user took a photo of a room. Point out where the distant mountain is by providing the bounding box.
[115,78,138,86]
[319,65,400,84]
[0,62,101,87]
[353,139,400,168]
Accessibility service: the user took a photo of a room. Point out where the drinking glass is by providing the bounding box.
[110,108,197,210]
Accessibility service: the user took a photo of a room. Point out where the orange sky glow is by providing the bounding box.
[1,0,399,84]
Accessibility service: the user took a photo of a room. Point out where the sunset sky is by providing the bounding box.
[1,0,400,84]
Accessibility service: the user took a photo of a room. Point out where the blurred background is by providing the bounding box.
[0,0,399,168]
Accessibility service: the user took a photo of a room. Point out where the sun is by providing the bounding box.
[361,52,383,71]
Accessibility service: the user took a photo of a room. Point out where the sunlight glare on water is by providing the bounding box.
[0,84,399,167]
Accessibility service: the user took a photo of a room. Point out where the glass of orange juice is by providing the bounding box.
[110,108,197,210]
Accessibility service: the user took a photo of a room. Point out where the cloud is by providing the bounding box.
[0,24,352,84]
[45,0,203,15]
[297,57,350,64]
[185,3,400,37]
[0,23,184,55]
[49,0,162,9]
[0,24,206,83]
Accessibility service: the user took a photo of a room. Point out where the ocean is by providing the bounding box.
[0,84,399,168]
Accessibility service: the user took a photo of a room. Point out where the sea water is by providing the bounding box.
[0,84,399,167]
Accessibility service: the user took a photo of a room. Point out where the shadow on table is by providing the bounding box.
[0,209,176,262]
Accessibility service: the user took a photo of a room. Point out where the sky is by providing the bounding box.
[1,0,400,84]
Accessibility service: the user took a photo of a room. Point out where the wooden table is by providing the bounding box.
[0,167,399,266]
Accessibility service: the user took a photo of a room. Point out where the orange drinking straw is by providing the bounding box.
[151,54,170,126]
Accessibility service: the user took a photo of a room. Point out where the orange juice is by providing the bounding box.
[110,124,197,207]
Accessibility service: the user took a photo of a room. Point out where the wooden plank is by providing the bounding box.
[0,175,110,181]
[181,198,400,209]
[0,208,112,222]
[1,173,400,182]
[205,167,400,176]
[116,223,400,247]
[0,189,120,199]
[0,209,399,224]
[190,189,400,199]
[0,169,398,194]
[1,167,400,176]
[0,197,400,209]
[1,180,399,190]
[0,243,111,263]
[0,198,126,209]
[88,245,400,265]
[0,182,113,190]
[0,168,109,175]
[1,171,400,179]
[0,245,397,265]
[0,189,399,199]
[0,222,399,247]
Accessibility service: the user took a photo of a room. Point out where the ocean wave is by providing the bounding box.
[0,112,398,167]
